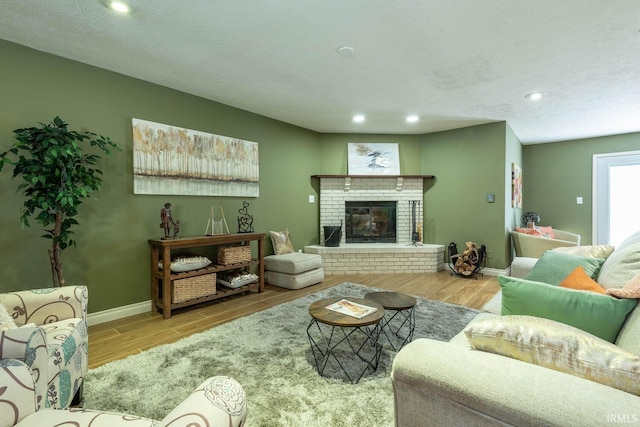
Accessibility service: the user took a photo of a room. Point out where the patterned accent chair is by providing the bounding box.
[10,376,247,427]
[0,285,88,426]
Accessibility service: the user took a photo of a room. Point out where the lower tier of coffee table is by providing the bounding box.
[364,291,417,351]
[306,318,383,383]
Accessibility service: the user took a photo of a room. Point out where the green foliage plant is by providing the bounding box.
[0,116,120,287]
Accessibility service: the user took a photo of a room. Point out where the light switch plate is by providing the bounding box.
[308,195,315,203]
[577,196,583,204]
[487,193,495,203]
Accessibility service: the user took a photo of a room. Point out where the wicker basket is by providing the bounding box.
[171,273,217,303]
[217,245,251,265]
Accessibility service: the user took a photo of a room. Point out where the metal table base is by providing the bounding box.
[306,317,382,384]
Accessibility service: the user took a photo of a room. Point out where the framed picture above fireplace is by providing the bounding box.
[347,143,400,175]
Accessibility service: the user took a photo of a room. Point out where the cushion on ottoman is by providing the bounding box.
[265,268,324,290]
[264,252,323,274]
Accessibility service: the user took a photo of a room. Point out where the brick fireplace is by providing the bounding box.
[304,175,445,274]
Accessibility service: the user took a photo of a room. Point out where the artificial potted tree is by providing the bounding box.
[0,116,119,287]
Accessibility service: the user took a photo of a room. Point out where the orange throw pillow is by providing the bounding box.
[537,226,556,239]
[515,227,543,236]
[559,266,606,294]
[607,273,640,299]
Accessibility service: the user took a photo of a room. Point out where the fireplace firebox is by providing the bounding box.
[345,201,397,243]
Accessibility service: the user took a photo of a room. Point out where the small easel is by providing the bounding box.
[204,206,230,235]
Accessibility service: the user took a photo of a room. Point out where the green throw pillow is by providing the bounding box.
[499,275,637,342]
[524,251,605,286]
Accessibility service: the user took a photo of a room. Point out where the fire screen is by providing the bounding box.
[345,201,397,243]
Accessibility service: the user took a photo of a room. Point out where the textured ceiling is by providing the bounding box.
[1,0,639,144]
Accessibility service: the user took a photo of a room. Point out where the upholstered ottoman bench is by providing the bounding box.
[265,252,324,289]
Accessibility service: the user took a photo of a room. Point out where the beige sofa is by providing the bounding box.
[510,227,580,258]
[391,232,640,426]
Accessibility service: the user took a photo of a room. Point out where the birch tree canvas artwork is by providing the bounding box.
[347,143,400,175]
[132,119,259,197]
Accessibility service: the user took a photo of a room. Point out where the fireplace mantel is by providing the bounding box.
[313,174,433,192]
[311,175,435,179]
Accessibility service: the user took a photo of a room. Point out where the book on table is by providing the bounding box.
[325,299,378,319]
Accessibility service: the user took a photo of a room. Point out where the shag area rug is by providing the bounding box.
[84,282,479,426]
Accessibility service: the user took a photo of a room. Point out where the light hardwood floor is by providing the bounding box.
[88,270,500,369]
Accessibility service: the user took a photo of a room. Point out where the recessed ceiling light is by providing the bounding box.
[337,46,354,57]
[101,0,132,13]
[525,92,547,101]
[353,114,365,123]
[406,115,419,123]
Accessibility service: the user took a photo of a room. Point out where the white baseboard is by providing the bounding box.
[482,266,510,276]
[87,300,152,326]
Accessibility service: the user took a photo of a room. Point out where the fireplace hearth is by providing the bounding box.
[345,201,397,243]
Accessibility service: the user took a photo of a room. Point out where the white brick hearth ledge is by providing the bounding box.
[304,243,445,275]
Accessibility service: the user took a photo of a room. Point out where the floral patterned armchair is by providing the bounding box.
[1,287,247,427]
[0,285,88,426]
[11,376,247,427]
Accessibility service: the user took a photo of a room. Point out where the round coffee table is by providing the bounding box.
[306,297,384,383]
[364,291,416,351]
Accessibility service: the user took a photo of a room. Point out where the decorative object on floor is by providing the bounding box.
[0,116,120,287]
[448,241,486,278]
[521,211,540,228]
[323,223,342,247]
[204,205,229,235]
[265,251,324,289]
[347,142,400,175]
[160,202,180,239]
[132,118,259,197]
[237,201,254,233]
[266,229,324,289]
[511,162,522,208]
[83,282,478,427]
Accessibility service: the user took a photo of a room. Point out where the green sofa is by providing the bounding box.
[391,232,640,426]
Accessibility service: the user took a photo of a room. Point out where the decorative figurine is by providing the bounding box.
[160,202,180,239]
[237,201,254,233]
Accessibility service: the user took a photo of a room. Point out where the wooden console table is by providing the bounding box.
[149,233,265,319]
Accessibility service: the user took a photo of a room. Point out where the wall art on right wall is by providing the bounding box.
[512,162,522,208]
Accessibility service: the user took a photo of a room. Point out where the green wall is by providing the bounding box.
[523,132,640,244]
[505,123,524,257]
[0,40,322,312]
[420,122,513,269]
